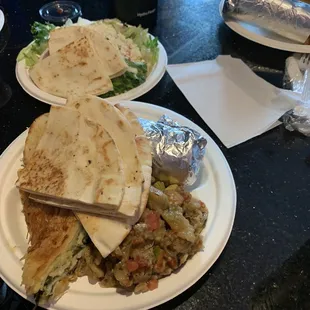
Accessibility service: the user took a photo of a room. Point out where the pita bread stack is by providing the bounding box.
[17,95,152,257]
[30,26,128,98]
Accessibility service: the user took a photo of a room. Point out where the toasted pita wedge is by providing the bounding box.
[71,101,152,257]
[17,106,125,215]
[115,104,145,136]
[20,116,87,305]
[116,104,152,219]
[88,22,143,62]
[48,26,84,55]
[21,191,86,304]
[20,103,152,258]
[49,26,127,78]
[80,27,127,78]
[30,37,113,98]
[67,95,143,218]
[23,113,49,166]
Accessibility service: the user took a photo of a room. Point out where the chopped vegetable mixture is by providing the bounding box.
[76,177,208,293]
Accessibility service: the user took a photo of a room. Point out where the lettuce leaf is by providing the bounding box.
[100,60,147,98]
[17,22,55,67]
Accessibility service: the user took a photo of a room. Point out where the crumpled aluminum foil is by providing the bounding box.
[139,115,207,186]
[222,0,310,43]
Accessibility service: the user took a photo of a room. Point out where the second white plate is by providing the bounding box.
[16,40,168,106]
[220,0,310,53]
[0,102,236,310]
[0,10,4,33]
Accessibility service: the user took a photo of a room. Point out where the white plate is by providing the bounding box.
[16,40,168,106]
[219,0,310,53]
[0,10,4,33]
[0,102,236,310]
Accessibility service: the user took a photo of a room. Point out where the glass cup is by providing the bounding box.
[39,1,82,25]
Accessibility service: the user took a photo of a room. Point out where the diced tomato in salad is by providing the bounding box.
[145,211,160,231]
[126,260,139,272]
[166,256,178,269]
[135,255,149,268]
[147,279,158,291]
[132,236,144,245]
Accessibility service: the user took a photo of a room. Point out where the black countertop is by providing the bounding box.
[1,0,310,309]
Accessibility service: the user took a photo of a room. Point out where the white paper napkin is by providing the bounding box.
[167,56,300,148]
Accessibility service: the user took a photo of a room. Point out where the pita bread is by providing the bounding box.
[80,27,127,78]
[21,191,84,301]
[19,103,152,258]
[116,105,152,219]
[48,26,128,78]
[48,26,84,55]
[20,116,86,304]
[73,101,152,257]
[18,113,127,258]
[23,113,49,166]
[67,95,143,218]
[30,37,113,98]
[115,104,145,136]
[89,22,142,62]
[17,106,125,215]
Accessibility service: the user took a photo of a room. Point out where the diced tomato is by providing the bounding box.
[132,237,144,246]
[166,256,178,269]
[147,279,158,291]
[126,260,139,272]
[145,211,160,231]
[135,255,149,268]
[183,192,192,202]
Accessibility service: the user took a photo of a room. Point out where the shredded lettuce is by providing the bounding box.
[17,22,55,67]
[104,19,159,71]
[100,60,147,98]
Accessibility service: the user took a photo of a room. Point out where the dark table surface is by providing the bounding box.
[1,0,310,309]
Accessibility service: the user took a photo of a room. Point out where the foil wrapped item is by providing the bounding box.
[222,0,310,43]
[139,115,207,186]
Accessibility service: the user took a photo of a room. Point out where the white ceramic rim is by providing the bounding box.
[15,38,168,106]
[219,0,310,54]
[0,10,4,33]
[0,101,236,310]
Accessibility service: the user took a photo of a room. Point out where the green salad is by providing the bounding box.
[17,18,159,98]
[17,22,56,67]
[101,60,147,98]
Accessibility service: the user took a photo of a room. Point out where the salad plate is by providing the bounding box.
[16,18,168,106]
[0,9,4,33]
[0,101,236,310]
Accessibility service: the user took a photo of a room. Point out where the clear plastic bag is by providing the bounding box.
[282,54,310,136]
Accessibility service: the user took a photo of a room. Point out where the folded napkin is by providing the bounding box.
[167,56,300,148]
